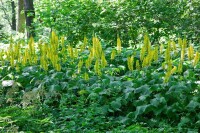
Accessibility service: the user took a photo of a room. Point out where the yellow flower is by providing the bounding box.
[164,66,176,83]
[188,45,194,60]
[144,34,151,54]
[165,46,170,62]
[178,38,182,48]
[84,72,89,81]
[164,71,171,83]
[171,66,177,74]
[136,60,140,70]
[177,61,183,73]
[181,49,185,61]
[55,63,61,71]
[74,48,78,58]
[28,36,35,56]
[167,60,172,72]
[78,59,84,73]
[153,46,158,62]
[68,45,74,58]
[172,41,176,52]
[127,56,134,71]
[93,37,102,59]
[117,35,122,54]
[142,57,148,68]
[193,51,199,67]
[140,46,146,61]
[94,59,101,76]
[85,57,92,69]
[160,44,163,54]
[111,49,116,60]
[101,52,107,68]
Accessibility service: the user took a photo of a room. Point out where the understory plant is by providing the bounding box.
[0,32,200,132]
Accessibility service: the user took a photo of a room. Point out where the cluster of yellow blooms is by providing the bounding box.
[0,32,199,83]
[139,34,158,68]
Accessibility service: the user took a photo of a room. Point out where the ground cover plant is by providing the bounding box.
[0,31,200,132]
[0,0,200,132]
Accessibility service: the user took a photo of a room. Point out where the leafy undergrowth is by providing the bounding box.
[0,32,200,132]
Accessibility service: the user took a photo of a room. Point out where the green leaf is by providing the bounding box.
[51,72,64,79]
[167,83,188,94]
[127,112,135,119]
[134,84,150,95]
[187,100,200,110]
[49,84,61,92]
[110,99,122,111]
[178,117,190,127]
[134,104,151,119]
[122,81,133,88]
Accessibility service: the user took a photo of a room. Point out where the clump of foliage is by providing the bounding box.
[0,24,8,42]
[0,31,200,132]
[34,0,200,46]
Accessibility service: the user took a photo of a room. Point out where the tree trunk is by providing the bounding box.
[11,0,16,31]
[24,0,35,38]
[17,0,25,33]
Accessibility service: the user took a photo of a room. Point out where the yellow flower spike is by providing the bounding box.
[140,46,146,61]
[55,63,61,71]
[101,52,107,68]
[95,37,102,59]
[117,35,122,54]
[78,59,84,73]
[188,45,194,60]
[162,62,166,70]
[181,49,185,61]
[94,59,101,76]
[22,54,26,66]
[193,51,199,67]
[160,44,164,54]
[167,60,172,72]
[74,48,78,58]
[61,36,65,54]
[25,49,30,64]
[177,61,183,73]
[40,56,48,71]
[33,56,38,64]
[55,35,59,48]
[171,66,177,74]
[85,57,92,69]
[183,38,187,49]
[165,46,170,62]
[111,49,116,60]
[84,72,89,81]
[16,64,20,72]
[164,71,171,83]
[10,55,14,67]
[127,56,134,71]
[178,38,183,48]
[164,66,177,83]
[68,45,74,58]
[148,50,154,65]
[136,60,140,70]
[28,36,35,56]
[153,46,158,62]
[92,37,97,57]
[172,41,176,52]
[144,34,151,54]
[51,31,56,44]
[142,57,146,68]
